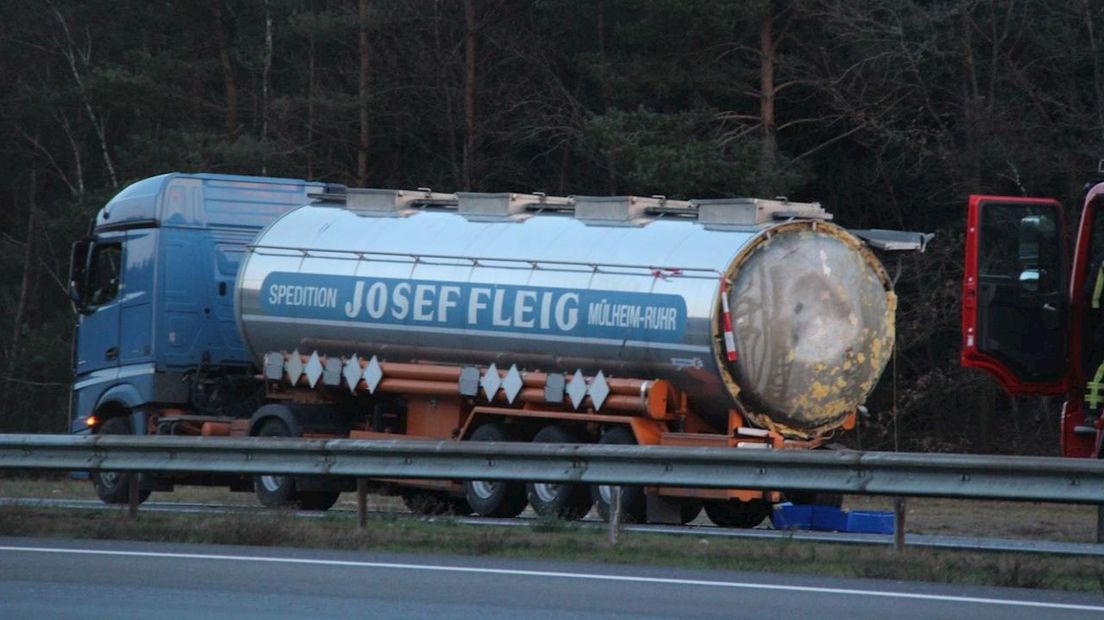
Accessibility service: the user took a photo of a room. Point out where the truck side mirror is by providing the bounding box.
[1017,215,1056,293]
[1018,268,1040,292]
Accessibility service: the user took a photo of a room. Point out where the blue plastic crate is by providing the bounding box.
[770,503,813,529]
[844,510,895,535]
[771,503,894,534]
[810,505,849,531]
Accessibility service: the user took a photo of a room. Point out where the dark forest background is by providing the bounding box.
[1,0,1100,454]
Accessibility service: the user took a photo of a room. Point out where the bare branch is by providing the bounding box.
[47,0,118,188]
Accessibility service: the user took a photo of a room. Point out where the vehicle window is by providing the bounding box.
[979,203,1059,294]
[86,243,122,306]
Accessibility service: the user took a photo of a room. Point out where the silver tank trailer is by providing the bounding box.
[235,190,896,438]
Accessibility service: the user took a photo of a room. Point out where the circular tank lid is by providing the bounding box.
[725,223,894,435]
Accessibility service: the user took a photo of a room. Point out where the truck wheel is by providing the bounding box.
[254,418,300,508]
[591,426,645,522]
[464,423,528,518]
[704,499,770,528]
[526,425,593,520]
[93,416,152,505]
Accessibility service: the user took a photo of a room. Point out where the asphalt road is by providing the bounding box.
[1,538,1102,619]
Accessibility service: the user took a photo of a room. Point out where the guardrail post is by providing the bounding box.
[1096,504,1103,545]
[608,486,622,545]
[893,497,906,552]
[356,479,368,530]
[127,475,140,518]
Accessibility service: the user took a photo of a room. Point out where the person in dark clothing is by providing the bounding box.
[1081,255,1104,433]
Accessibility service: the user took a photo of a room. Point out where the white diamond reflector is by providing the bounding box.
[481,363,502,401]
[502,365,523,404]
[285,350,304,386]
[566,369,587,410]
[363,356,383,394]
[263,352,284,380]
[304,351,324,388]
[589,370,610,410]
[343,354,362,393]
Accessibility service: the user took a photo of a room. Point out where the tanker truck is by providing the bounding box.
[68,172,927,525]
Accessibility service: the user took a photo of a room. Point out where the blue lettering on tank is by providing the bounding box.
[259,272,688,343]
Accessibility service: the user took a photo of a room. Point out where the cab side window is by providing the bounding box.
[979,204,1059,294]
[86,243,122,306]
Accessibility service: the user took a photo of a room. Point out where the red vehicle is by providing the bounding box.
[962,183,1104,458]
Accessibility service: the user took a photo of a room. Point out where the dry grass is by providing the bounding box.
[3,474,1099,542]
[0,504,1101,593]
[843,495,1099,543]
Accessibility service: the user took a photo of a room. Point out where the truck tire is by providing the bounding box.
[526,425,593,520]
[93,416,152,505]
[464,423,528,518]
[591,426,646,523]
[254,418,300,508]
[704,499,770,528]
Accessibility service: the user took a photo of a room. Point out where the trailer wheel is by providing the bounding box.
[254,418,300,508]
[591,426,646,523]
[92,416,152,505]
[464,423,528,518]
[704,499,770,528]
[526,425,593,520]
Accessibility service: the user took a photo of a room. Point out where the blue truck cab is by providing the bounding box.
[68,173,325,438]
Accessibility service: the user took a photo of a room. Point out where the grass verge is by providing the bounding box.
[1,504,1102,593]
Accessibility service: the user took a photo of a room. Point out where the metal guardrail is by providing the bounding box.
[2,434,1103,504]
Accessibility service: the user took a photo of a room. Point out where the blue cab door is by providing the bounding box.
[74,234,125,378]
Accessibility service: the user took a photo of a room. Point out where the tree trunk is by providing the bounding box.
[1078,0,1104,141]
[357,0,371,186]
[759,9,778,173]
[974,376,997,453]
[462,0,478,191]
[212,0,240,136]
[47,1,118,188]
[307,19,316,179]
[596,1,616,194]
[8,170,38,381]
[261,0,273,175]
[431,4,460,186]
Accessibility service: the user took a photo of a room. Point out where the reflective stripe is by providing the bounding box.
[73,364,157,391]
[1085,362,1104,409]
[720,279,737,363]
